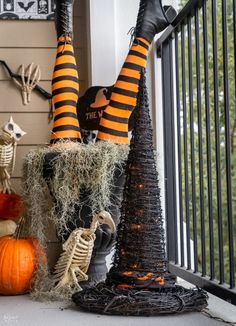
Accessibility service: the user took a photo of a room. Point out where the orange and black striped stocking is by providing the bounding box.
[51,36,81,144]
[97,37,150,144]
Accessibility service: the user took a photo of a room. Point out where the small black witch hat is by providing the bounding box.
[72,70,208,315]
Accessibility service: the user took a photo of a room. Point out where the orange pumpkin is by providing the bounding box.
[0,236,36,295]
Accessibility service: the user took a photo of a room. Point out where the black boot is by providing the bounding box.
[54,0,74,39]
[135,0,176,43]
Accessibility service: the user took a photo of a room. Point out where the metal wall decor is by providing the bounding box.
[0,0,55,20]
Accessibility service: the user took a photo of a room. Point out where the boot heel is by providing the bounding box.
[163,5,177,24]
[135,0,177,43]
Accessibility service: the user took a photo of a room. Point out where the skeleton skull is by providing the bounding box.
[2,116,26,142]
[95,210,116,233]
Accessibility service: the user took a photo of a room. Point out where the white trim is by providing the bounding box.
[87,0,117,86]
[150,43,166,222]
[86,0,92,86]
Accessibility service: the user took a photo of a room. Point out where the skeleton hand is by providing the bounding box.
[13,63,41,105]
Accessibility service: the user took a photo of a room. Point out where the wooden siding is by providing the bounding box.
[0,0,89,258]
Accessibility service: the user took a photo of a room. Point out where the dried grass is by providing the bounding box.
[22,141,128,301]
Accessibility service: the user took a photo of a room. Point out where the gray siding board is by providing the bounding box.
[0,0,88,249]
[0,48,87,80]
[0,80,86,111]
[0,19,86,48]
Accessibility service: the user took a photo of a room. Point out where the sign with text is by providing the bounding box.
[0,0,54,19]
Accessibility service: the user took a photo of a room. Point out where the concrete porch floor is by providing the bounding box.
[0,286,236,326]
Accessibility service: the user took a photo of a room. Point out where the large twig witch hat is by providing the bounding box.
[72,70,208,315]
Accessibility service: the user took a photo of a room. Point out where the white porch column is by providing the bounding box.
[87,0,117,86]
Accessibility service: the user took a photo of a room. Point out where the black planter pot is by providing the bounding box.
[43,150,126,285]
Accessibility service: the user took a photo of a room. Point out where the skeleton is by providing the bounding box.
[52,211,116,292]
[13,63,41,105]
[0,117,26,193]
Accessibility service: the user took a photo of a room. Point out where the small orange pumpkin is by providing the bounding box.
[0,236,36,295]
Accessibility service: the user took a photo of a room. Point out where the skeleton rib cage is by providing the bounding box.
[53,229,96,291]
[51,211,115,292]
[0,143,14,168]
[0,141,15,193]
